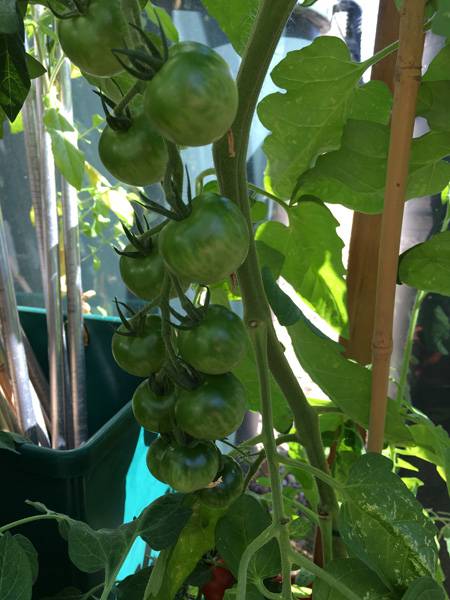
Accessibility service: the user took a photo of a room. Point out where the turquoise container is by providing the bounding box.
[1,309,167,597]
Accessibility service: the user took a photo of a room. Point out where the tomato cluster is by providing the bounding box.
[56,0,248,506]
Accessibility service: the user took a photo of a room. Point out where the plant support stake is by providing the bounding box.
[36,73,71,450]
[368,0,427,453]
[0,204,41,443]
[60,57,88,448]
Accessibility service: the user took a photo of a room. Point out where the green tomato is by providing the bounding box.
[146,435,171,483]
[164,440,220,493]
[175,373,247,440]
[57,0,126,77]
[99,112,168,186]
[159,192,250,284]
[111,315,164,377]
[144,42,238,146]
[119,240,166,302]
[197,456,244,508]
[132,379,176,433]
[178,304,247,374]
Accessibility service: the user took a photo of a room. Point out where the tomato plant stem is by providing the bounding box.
[213,0,338,543]
[0,513,58,534]
[249,321,292,599]
[114,81,144,116]
[368,0,427,453]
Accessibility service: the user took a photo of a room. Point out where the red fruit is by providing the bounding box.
[201,566,235,600]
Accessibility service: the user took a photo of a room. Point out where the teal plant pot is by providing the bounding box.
[1,309,167,597]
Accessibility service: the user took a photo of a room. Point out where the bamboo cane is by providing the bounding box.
[343,0,400,365]
[367,0,426,454]
[59,58,88,448]
[0,204,41,442]
[35,72,71,449]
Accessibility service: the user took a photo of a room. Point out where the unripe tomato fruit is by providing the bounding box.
[119,241,166,302]
[144,42,238,146]
[197,456,244,508]
[99,113,168,186]
[175,373,247,440]
[146,436,171,484]
[111,315,164,377]
[57,0,125,77]
[159,192,250,284]
[178,304,247,374]
[132,379,176,433]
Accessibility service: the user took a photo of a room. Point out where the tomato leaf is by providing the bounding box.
[0,533,33,600]
[256,200,348,335]
[398,232,450,296]
[25,53,46,79]
[200,0,260,55]
[295,121,450,214]
[138,493,192,550]
[313,558,395,600]
[261,276,411,443]
[233,334,293,433]
[146,3,179,42]
[13,535,38,585]
[0,31,30,121]
[115,566,153,599]
[432,0,450,37]
[258,36,366,198]
[0,0,21,35]
[340,454,439,591]
[401,577,446,599]
[216,494,281,580]
[348,80,393,125]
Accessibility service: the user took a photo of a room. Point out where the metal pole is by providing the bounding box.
[60,58,88,447]
[0,204,41,442]
[35,73,70,449]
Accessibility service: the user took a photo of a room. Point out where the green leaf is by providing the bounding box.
[116,567,152,599]
[340,454,439,591]
[258,36,365,198]
[224,585,264,599]
[406,416,450,494]
[13,535,38,585]
[284,299,411,443]
[138,493,192,550]
[0,32,30,121]
[296,121,450,213]
[233,333,293,433]
[200,0,260,55]
[148,503,225,600]
[0,430,28,453]
[65,520,136,574]
[46,125,85,190]
[146,3,179,42]
[0,533,33,600]
[432,0,450,37]
[44,108,74,132]
[398,232,450,296]
[401,577,446,599]
[313,558,395,600]
[417,80,450,132]
[256,200,348,334]
[25,53,46,79]
[0,1,21,35]
[348,80,393,125]
[261,266,302,326]
[216,494,280,580]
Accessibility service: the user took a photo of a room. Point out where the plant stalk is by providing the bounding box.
[368,0,427,453]
[212,0,338,532]
[248,322,292,599]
